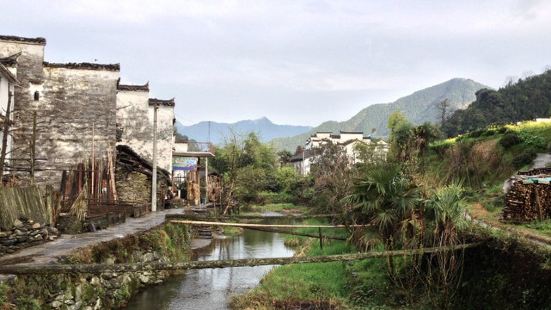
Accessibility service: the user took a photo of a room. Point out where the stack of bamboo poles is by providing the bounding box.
[59,150,118,218]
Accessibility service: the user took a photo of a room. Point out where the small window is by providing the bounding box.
[34,91,39,101]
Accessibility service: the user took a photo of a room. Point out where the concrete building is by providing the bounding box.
[290,131,389,175]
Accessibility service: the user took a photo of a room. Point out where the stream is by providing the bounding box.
[126,227,294,310]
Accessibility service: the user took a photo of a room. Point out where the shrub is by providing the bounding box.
[257,191,293,204]
[499,133,522,149]
[518,131,546,150]
[512,150,537,168]
[467,129,484,138]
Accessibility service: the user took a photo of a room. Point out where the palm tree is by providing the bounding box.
[345,163,421,248]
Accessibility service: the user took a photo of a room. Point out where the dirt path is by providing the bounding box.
[469,204,551,249]
[0,208,184,266]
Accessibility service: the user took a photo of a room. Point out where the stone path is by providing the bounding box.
[0,208,184,266]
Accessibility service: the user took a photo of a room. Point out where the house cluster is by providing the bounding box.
[290,131,389,175]
[0,35,176,185]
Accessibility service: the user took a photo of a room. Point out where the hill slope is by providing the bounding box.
[176,117,312,144]
[271,78,488,151]
[443,70,551,137]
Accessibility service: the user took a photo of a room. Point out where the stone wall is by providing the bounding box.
[0,217,59,257]
[0,223,191,309]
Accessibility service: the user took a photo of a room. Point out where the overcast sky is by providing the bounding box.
[3,0,551,126]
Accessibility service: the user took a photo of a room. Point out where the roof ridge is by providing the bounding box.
[43,61,120,71]
[0,35,46,45]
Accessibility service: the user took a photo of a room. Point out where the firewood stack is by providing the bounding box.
[503,170,551,223]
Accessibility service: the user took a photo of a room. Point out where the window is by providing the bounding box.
[34,91,39,101]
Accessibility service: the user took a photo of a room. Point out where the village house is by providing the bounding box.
[0,35,176,186]
[116,81,176,173]
[290,131,389,175]
[0,60,18,173]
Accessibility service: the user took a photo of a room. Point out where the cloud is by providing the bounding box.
[3,0,551,125]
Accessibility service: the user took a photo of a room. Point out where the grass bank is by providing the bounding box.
[231,219,400,309]
[240,203,309,216]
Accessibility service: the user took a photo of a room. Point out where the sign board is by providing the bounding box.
[173,157,198,171]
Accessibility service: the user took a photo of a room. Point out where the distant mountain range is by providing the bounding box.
[270,78,488,151]
[176,117,313,144]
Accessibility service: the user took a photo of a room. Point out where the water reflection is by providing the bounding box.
[126,229,294,310]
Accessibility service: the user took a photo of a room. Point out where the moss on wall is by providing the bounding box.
[0,223,191,309]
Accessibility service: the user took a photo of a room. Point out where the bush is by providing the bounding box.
[518,131,546,150]
[257,191,293,204]
[512,150,537,168]
[467,129,484,138]
[499,133,522,148]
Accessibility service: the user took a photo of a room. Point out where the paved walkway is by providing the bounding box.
[0,208,184,266]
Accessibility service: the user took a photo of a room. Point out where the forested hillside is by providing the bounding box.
[443,70,551,137]
[272,78,487,151]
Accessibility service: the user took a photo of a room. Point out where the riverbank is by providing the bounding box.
[0,222,192,309]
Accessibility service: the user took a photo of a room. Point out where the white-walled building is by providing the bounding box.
[116,83,175,173]
[290,131,389,175]
[0,62,17,173]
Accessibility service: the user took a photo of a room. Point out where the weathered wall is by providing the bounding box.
[116,92,174,173]
[0,37,120,185]
[30,65,119,184]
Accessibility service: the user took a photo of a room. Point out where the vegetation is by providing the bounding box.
[443,70,551,137]
[211,132,312,214]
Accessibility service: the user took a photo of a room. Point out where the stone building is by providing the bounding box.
[0,34,176,185]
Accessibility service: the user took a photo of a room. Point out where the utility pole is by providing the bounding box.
[151,104,159,212]
[30,111,37,182]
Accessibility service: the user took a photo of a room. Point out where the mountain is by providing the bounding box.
[176,117,313,144]
[271,78,488,151]
[443,70,551,137]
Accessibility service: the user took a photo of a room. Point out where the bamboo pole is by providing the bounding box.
[171,220,368,228]
[242,226,347,241]
[0,243,481,275]
[165,214,338,221]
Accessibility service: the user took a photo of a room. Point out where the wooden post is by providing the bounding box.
[0,243,481,275]
[151,104,159,212]
[319,227,323,249]
[204,157,209,206]
[91,122,95,197]
[0,90,13,177]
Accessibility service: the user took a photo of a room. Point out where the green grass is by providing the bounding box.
[231,238,356,308]
[523,220,551,237]
[240,203,309,215]
[221,226,243,236]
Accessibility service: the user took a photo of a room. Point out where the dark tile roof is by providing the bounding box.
[43,62,120,71]
[117,80,149,91]
[289,149,314,162]
[0,53,21,67]
[339,130,364,134]
[149,98,175,107]
[0,35,46,45]
[0,63,18,84]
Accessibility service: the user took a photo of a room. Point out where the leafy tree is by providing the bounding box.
[444,70,551,136]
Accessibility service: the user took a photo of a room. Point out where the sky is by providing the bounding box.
[2,0,551,126]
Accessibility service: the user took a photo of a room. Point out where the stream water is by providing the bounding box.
[126,228,294,310]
